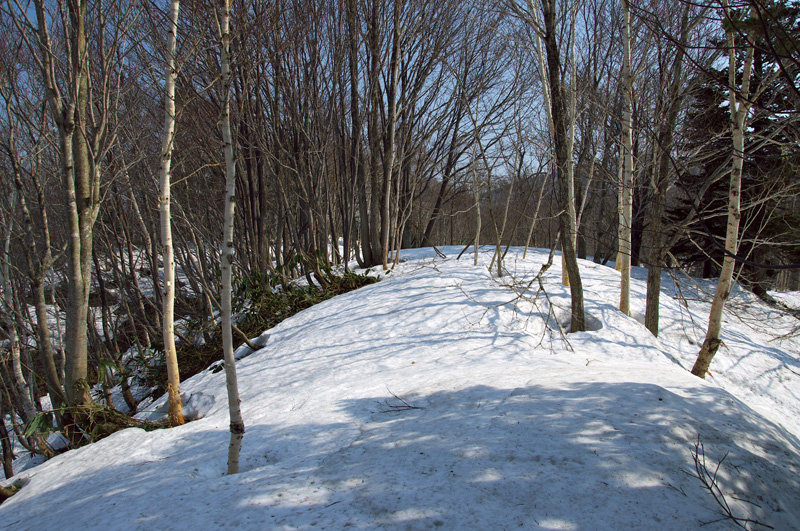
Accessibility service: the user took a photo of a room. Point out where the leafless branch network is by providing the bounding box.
[691,435,773,530]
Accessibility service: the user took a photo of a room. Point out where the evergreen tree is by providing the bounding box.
[669,0,800,295]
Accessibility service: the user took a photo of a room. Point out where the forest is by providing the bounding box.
[0,0,798,477]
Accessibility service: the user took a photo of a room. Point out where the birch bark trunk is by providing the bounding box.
[691,1,754,378]
[158,0,185,426]
[219,0,245,473]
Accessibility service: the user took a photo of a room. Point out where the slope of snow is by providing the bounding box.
[2,247,799,530]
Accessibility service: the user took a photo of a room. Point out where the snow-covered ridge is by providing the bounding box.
[1,247,798,530]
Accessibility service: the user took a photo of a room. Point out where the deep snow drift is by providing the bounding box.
[1,247,799,530]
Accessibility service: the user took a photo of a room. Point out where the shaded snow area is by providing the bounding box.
[2,247,799,530]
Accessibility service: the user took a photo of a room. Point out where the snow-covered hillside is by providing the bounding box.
[2,247,799,530]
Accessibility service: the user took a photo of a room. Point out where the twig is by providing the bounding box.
[691,435,774,530]
[378,387,423,413]
[456,243,475,260]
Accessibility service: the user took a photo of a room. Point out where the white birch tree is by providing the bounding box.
[158,0,185,426]
[691,0,755,377]
[218,0,245,474]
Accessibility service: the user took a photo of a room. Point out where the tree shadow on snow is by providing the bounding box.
[254,382,800,529]
[4,383,800,531]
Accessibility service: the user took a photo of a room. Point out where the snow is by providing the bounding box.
[772,290,800,311]
[2,247,799,530]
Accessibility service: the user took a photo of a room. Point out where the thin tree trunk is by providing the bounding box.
[219,0,245,474]
[366,0,383,266]
[158,0,185,427]
[541,0,584,332]
[0,405,14,479]
[472,147,481,266]
[1,89,65,421]
[523,170,548,259]
[562,4,579,287]
[692,1,754,378]
[2,218,36,424]
[619,0,634,316]
[644,4,691,336]
[381,0,402,270]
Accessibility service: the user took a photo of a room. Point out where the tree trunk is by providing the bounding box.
[692,1,754,378]
[1,215,37,424]
[69,0,95,410]
[220,0,245,474]
[644,5,691,337]
[366,0,383,266]
[381,0,402,269]
[541,0,584,332]
[618,0,634,317]
[472,147,481,266]
[0,412,14,479]
[158,0,185,427]
[31,0,94,414]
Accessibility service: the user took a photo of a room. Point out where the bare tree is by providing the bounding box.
[218,0,245,474]
[0,200,37,425]
[380,0,402,269]
[637,0,702,336]
[4,0,145,432]
[0,66,65,423]
[692,0,756,378]
[618,0,634,316]
[158,0,185,427]
[23,0,96,414]
[541,0,585,331]
[506,0,585,331]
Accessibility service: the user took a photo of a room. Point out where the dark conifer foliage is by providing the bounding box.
[668,1,800,293]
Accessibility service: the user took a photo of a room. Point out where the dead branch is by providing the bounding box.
[692,435,774,530]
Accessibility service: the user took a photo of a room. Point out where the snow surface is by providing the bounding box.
[2,247,799,530]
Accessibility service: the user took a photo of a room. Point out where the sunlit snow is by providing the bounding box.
[1,247,798,530]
